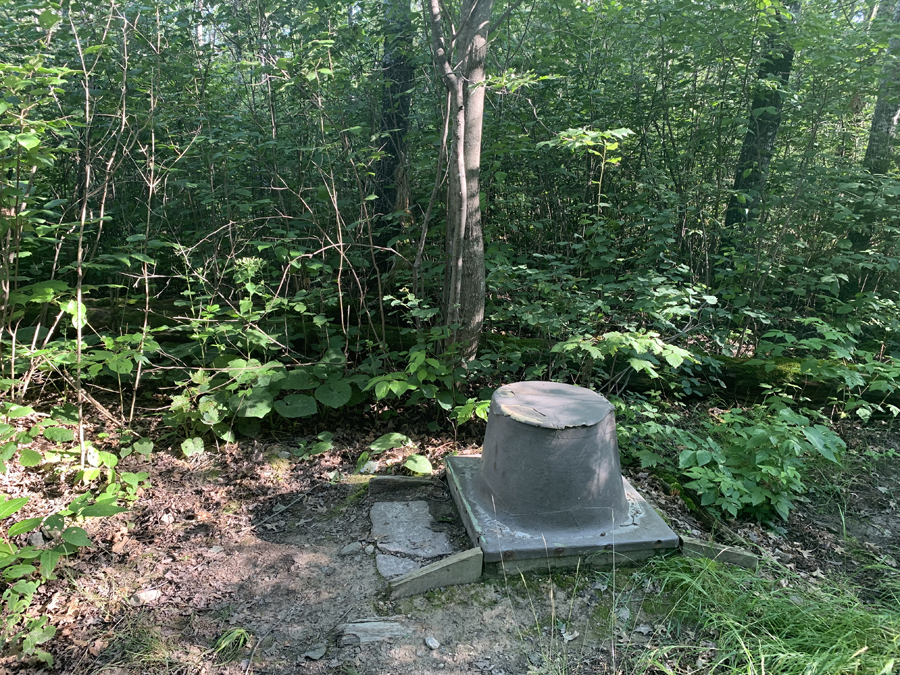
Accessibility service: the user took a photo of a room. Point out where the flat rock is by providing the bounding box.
[681,536,759,570]
[339,620,410,645]
[370,501,454,558]
[338,542,361,556]
[376,554,422,579]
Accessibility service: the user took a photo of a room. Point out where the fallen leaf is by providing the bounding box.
[562,630,579,643]
[129,589,162,606]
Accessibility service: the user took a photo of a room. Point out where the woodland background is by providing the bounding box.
[1,0,900,667]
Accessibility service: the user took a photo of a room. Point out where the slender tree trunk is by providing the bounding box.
[372,0,414,268]
[428,0,492,360]
[863,0,900,176]
[848,0,900,255]
[722,7,796,244]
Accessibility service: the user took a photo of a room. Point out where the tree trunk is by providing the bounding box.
[372,0,414,268]
[863,0,900,176]
[722,8,796,242]
[848,0,900,255]
[428,0,491,360]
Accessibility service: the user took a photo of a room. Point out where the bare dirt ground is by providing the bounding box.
[1,412,898,675]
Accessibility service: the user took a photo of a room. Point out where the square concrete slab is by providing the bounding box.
[370,501,454,559]
[446,456,679,565]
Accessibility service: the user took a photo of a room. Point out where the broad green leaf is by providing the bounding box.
[308,440,333,455]
[4,404,34,418]
[273,394,317,418]
[62,299,88,329]
[38,9,59,28]
[7,517,43,537]
[40,549,60,578]
[277,370,318,390]
[3,564,36,580]
[43,514,64,531]
[61,526,91,547]
[664,352,684,368]
[678,449,696,469]
[627,358,658,378]
[181,437,204,457]
[230,388,273,418]
[315,380,351,408]
[132,439,153,455]
[403,454,433,475]
[43,427,74,443]
[369,432,413,454]
[80,504,127,517]
[435,391,454,411]
[18,449,42,467]
[107,355,134,374]
[802,426,840,463]
[97,451,118,468]
[16,133,40,150]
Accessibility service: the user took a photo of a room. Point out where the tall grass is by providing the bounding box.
[637,556,900,675]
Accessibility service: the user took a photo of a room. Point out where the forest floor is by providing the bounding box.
[2,402,899,675]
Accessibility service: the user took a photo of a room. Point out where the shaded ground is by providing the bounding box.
[1,409,898,674]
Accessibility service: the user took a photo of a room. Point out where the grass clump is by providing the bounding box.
[641,556,900,675]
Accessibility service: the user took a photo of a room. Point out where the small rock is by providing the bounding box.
[161,513,175,525]
[528,652,543,666]
[364,544,375,555]
[301,643,327,660]
[425,636,440,650]
[129,589,161,606]
[27,531,44,547]
[338,542,361,556]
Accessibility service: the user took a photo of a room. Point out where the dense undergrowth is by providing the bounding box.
[2,0,900,668]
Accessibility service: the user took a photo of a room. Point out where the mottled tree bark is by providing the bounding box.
[428,0,492,360]
[863,0,900,176]
[723,8,795,241]
[849,0,900,255]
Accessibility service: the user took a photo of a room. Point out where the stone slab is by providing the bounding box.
[389,547,483,599]
[370,501,454,559]
[376,554,422,579]
[446,456,679,565]
[338,620,410,645]
[681,536,759,570]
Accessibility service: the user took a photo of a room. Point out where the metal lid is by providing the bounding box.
[490,381,613,430]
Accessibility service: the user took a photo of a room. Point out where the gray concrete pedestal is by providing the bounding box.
[446,382,678,571]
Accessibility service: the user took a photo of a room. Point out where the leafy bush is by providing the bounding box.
[678,402,845,520]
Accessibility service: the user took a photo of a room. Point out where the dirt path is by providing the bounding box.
[3,421,897,674]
